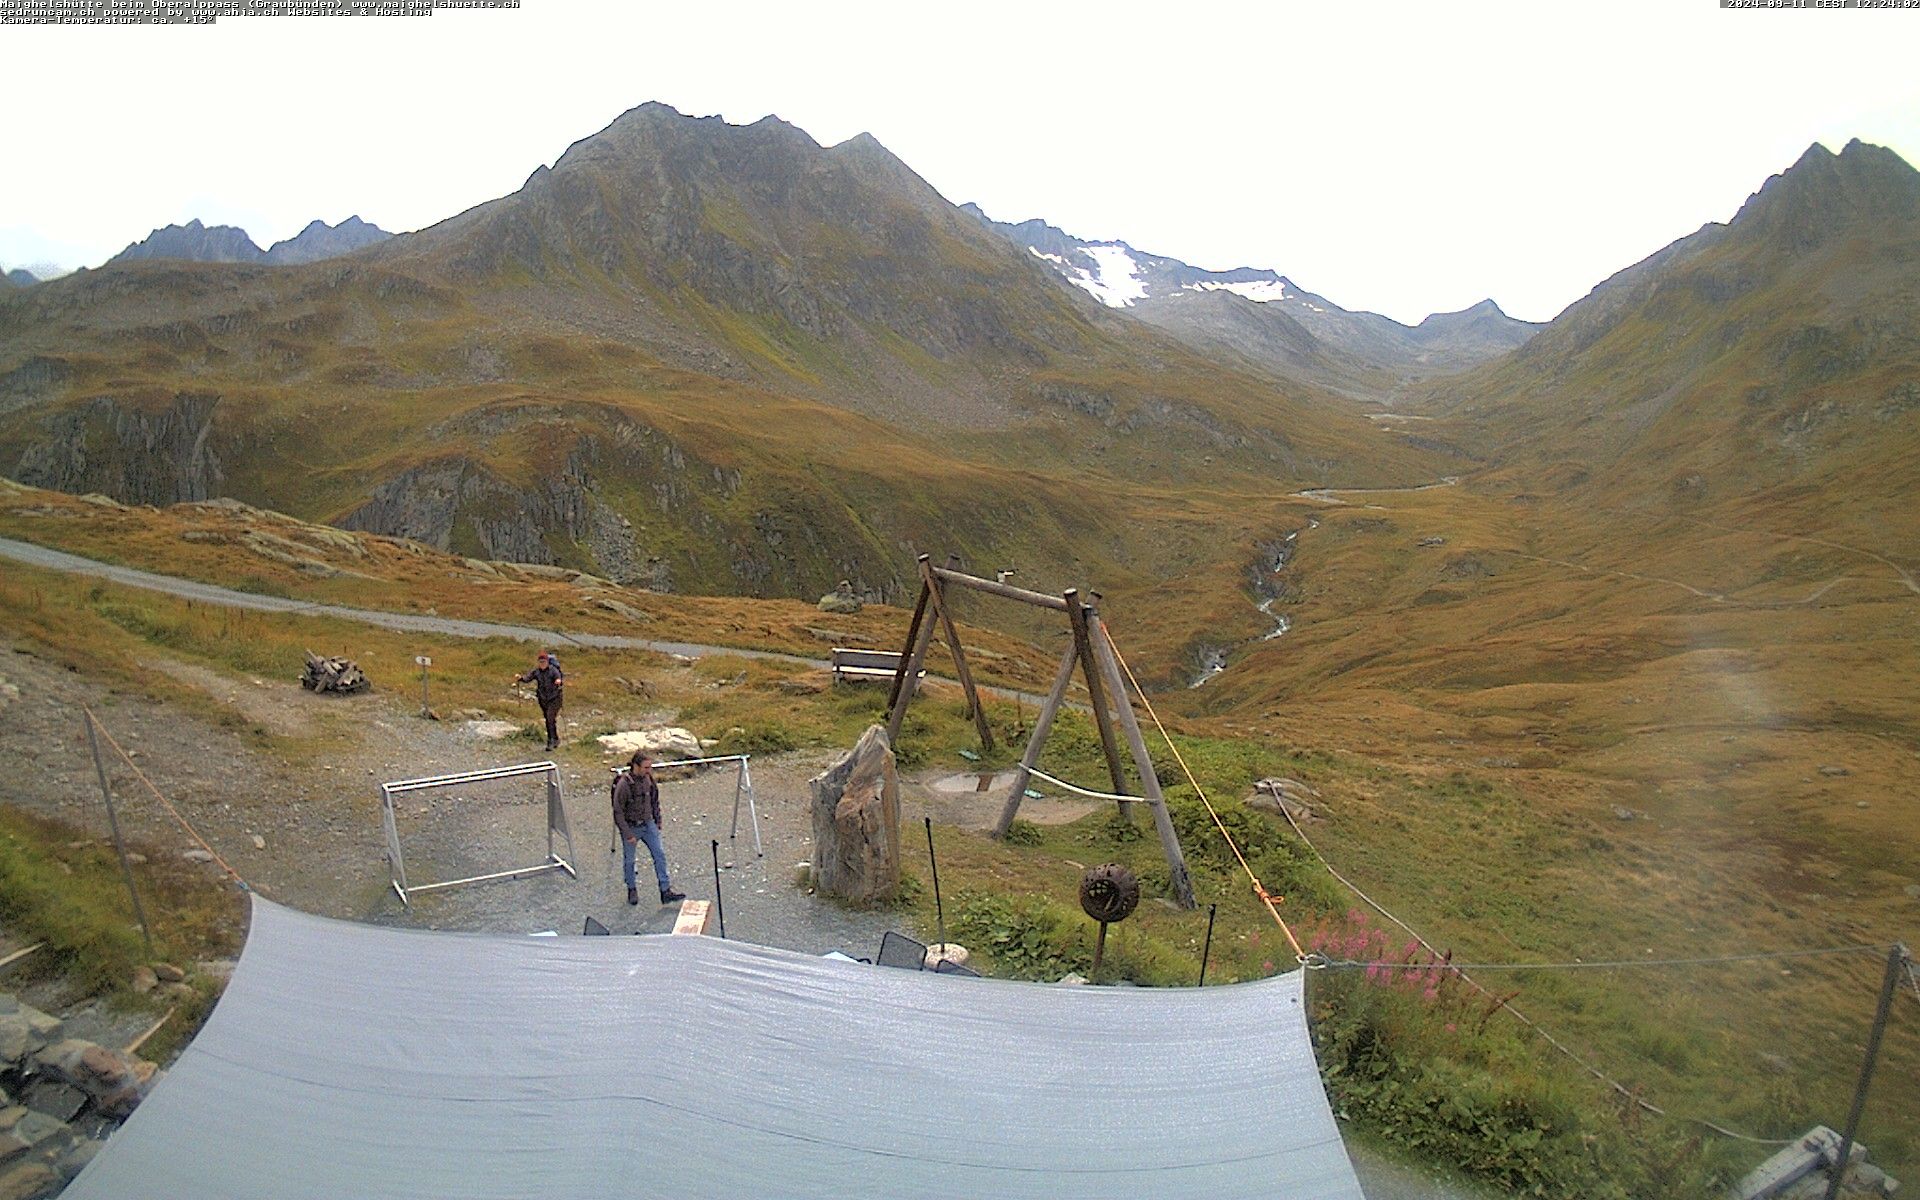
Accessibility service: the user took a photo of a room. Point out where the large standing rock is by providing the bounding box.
[809,725,901,902]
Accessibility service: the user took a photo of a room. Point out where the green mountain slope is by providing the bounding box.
[0,103,1443,620]
[1422,139,1920,541]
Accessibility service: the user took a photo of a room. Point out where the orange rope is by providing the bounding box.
[84,706,248,889]
[1097,623,1306,961]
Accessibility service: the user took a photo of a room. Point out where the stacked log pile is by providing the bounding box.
[300,651,369,694]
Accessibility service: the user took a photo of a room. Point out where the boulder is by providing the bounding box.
[808,725,901,903]
[32,1039,149,1118]
[0,1000,61,1068]
[0,1162,55,1200]
[818,579,863,615]
[596,727,702,761]
[1246,777,1321,821]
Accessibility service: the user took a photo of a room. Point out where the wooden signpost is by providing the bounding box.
[883,555,1195,909]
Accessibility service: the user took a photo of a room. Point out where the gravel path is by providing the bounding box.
[0,535,1069,710]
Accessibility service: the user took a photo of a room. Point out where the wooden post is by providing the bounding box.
[1066,590,1132,819]
[1089,620,1196,909]
[924,557,994,753]
[885,572,933,713]
[885,561,941,748]
[84,712,154,956]
[992,640,1081,838]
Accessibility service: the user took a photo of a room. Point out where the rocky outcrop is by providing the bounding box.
[817,580,862,614]
[0,992,157,1197]
[595,727,701,760]
[337,455,643,583]
[13,391,224,504]
[808,725,901,903]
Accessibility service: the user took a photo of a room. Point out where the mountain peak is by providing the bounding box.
[1732,138,1920,250]
[264,215,392,264]
[110,219,264,265]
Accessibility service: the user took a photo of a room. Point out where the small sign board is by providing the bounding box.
[415,656,432,667]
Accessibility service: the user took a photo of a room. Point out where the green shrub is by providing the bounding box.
[1002,819,1043,846]
[717,721,797,755]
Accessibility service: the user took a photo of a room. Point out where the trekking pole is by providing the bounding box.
[924,816,947,951]
[710,840,726,939]
[1198,902,1218,986]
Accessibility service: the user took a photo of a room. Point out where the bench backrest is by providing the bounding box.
[831,648,905,670]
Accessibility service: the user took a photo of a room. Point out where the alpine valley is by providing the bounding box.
[2,105,1917,1192]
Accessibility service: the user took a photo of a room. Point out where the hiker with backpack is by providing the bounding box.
[613,752,685,906]
[512,650,565,751]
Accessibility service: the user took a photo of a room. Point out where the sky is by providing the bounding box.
[3,1,1917,324]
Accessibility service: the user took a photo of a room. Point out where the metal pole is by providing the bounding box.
[710,840,726,939]
[1824,942,1908,1200]
[1199,902,1218,986]
[924,816,946,950]
[84,712,153,956]
[1092,921,1109,979]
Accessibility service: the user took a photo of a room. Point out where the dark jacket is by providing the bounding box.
[517,663,564,704]
[613,770,662,836]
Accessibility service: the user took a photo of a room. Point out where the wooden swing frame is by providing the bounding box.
[883,554,1196,909]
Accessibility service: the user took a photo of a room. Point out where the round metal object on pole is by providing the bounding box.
[1079,863,1140,924]
[1080,863,1139,979]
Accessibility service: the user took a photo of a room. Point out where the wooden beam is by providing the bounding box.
[886,570,933,712]
[1065,590,1133,819]
[993,639,1082,839]
[930,566,1071,612]
[885,570,941,748]
[925,559,995,753]
[1090,619,1196,909]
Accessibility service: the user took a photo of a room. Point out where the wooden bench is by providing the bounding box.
[830,647,923,685]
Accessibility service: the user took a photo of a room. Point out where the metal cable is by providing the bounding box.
[1267,753,1791,1145]
[1309,943,1900,972]
[1097,623,1305,960]
[1026,768,1134,803]
[84,706,249,889]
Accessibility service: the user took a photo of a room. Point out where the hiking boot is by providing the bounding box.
[660,889,686,904]
[627,887,639,906]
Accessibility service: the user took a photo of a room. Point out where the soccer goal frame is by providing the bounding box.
[606,754,764,858]
[382,761,577,907]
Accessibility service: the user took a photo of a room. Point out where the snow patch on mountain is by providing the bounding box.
[1186,279,1291,303]
[1028,247,1069,266]
[1072,244,1148,307]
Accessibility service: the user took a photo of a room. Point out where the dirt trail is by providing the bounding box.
[0,535,1068,711]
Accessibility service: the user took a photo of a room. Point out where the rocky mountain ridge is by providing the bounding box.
[108,216,393,267]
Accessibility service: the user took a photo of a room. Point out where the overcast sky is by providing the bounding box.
[4,1,1917,323]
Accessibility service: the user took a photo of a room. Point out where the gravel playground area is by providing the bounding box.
[380,751,908,958]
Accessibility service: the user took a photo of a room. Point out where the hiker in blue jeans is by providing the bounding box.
[613,752,685,906]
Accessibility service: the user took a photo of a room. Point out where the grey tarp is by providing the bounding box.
[68,898,1365,1199]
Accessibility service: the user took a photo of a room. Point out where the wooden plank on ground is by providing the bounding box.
[672,899,711,935]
